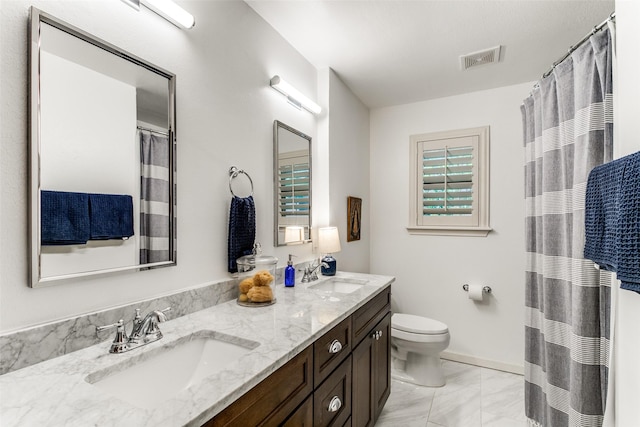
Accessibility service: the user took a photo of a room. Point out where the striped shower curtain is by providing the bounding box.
[521,26,614,427]
[140,130,171,264]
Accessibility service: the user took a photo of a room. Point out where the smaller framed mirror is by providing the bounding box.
[273,121,312,246]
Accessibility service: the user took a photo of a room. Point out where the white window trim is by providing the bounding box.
[407,126,491,237]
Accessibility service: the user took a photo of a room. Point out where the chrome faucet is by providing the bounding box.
[301,259,329,283]
[129,309,169,345]
[96,307,171,354]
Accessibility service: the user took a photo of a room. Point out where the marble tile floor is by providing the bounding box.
[376,360,527,427]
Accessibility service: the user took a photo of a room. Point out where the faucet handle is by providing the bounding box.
[96,319,129,353]
[157,307,172,321]
[133,308,142,327]
[96,319,125,334]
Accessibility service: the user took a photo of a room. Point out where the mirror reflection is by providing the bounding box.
[30,8,176,286]
[273,121,312,246]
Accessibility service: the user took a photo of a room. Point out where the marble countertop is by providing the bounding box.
[0,272,394,427]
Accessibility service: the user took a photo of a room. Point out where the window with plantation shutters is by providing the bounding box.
[278,150,310,225]
[408,126,491,236]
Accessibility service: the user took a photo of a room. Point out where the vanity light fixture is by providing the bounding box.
[270,75,322,114]
[121,0,195,29]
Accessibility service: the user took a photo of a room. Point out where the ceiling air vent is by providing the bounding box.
[460,45,502,71]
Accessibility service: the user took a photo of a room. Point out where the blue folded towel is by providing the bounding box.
[584,159,625,272]
[228,196,256,273]
[616,152,640,293]
[584,151,640,294]
[41,191,90,245]
[88,194,134,240]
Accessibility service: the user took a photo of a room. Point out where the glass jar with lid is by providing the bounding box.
[236,243,278,307]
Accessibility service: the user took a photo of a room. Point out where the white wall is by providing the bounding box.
[326,69,370,274]
[0,0,321,332]
[612,1,640,424]
[370,82,532,370]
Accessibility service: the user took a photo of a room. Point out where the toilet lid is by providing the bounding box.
[392,313,448,334]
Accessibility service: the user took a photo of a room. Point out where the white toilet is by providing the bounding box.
[390,313,450,387]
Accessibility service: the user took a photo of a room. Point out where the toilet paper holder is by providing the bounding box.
[462,284,492,294]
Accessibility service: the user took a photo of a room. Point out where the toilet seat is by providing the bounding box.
[392,313,448,335]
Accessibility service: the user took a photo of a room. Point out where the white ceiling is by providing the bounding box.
[246,0,615,108]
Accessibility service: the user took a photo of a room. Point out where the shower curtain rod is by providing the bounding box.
[137,126,169,136]
[541,11,616,79]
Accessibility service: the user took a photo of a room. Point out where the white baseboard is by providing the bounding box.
[441,351,524,375]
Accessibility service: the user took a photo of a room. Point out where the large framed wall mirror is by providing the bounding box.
[273,121,312,246]
[29,7,177,287]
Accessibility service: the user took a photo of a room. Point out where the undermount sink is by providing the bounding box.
[309,277,368,294]
[86,330,259,409]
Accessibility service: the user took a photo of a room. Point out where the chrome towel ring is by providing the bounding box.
[229,166,254,197]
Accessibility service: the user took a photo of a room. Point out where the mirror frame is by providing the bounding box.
[273,120,312,247]
[28,7,177,286]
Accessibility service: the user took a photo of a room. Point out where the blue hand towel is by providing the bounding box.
[616,152,640,293]
[584,151,640,294]
[41,191,90,245]
[227,196,256,273]
[88,194,134,240]
[584,159,625,272]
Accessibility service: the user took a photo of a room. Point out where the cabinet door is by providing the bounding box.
[372,312,391,420]
[351,333,374,427]
[351,312,391,427]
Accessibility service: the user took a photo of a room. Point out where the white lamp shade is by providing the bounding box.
[284,226,304,243]
[318,227,341,253]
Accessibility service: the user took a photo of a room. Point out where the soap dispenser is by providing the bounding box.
[285,255,296,287]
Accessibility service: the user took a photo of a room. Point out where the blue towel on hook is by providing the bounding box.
[228,196,256,273]
[88,194,134,240]
[584,151,640,294]
[41,191,90,245]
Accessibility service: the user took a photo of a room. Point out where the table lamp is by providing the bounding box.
[318,226,341,276]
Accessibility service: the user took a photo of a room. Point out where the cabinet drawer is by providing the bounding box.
[314,354,352,427]
[314,316,352,387]
[352,287,391,347]
[206,346,313,427]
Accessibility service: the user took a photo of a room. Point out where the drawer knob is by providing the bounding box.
[371,330,383,340]
[328,396,342,413]
[328,339,343,354]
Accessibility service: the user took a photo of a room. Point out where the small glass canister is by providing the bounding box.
[236,243,278,307]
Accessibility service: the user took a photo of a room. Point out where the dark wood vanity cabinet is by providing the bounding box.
[206,286,390,427]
